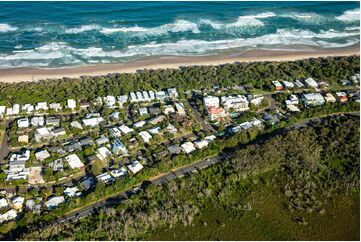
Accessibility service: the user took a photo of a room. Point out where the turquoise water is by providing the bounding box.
[0,1,359,69]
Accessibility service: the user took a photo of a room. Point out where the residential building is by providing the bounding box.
[79,137,94,146]
[136,91,144,101]
[67,99,77,110]
[45,196,65,209]
[203,96,220,108]
[117,95,128,106]
[285,95,299,105]
[282,81,295,88]
[97,147,112,160]
[287,104,301,112]
[31,116,45,127]
[302,93,325,107]
[22,104,34,113]
[48,159,63,172]
[324,93,337,103]
[105,96,116,107]
[294,79,305,88]
[339,79,352,86]
[18,135,29,144]
[10,150,30,162]
[109,127,122,137]
[83,114,104,127]
[168,144,181,155]
[194,140,209,149]
[96,136,109,146]
[0,106,5,117]
[65,154,84,170]
[64,187,81,197]
[110,167,128,178]
[70,121,83,129]
[49,103,62,111]
[148,115,166,125]
[248,95,264,106]
[11,196,25,210]
[35,127,52,141]
[167,88,179,99]
[139,107,148,116]
[304,77,318,88]
[46,117,60,126]
[149,107,161,116]
[148,90,155,100]
[163,105,175,114]
[139,131,152,143]
[112,139,128,155]
[208,107,226,121]
[181,142,196,154]
[17,118,29,128]
[134,120,146,128]
[175,102,186,116]
[335,92,348,102]
[127,160,144,174]
[272,81,283,91]
[0,209,17,223]
[221,95,249,111]
[142,91,150,101]
[51,127,66,137]
[129,92,137,102]
[166,123,177,134]
[35,102,48,111]
[148,126,161,134]
[35,150,51,161]
[0,198,8,209]
[119,125,134,134]
[156,91,168,102]
[96,173,115,184]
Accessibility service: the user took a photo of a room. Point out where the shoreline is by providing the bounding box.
[0,46,359,83]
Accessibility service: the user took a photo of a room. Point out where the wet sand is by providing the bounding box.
[0,45,359,83]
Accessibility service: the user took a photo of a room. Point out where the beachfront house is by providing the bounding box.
[221,95,249,112]
[67,99,77,110]
[304,77,318,88]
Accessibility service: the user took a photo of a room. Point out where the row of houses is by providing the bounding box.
[0,87,179,118]
[285,90,359,112]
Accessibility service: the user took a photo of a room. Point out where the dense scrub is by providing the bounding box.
[15,115,359,241]
[0,55,359,105]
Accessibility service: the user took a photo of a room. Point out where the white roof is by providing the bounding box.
[0,198,8,208]
[110,167,128,178]
[181,142,196,154]
[97,147,112,160]
[65,154,84,169]
[134,120,146,128]
[45,196,65,209]
[0,209,17,223]
[64,187,80,197]
[35,150,51,161]
[304,77,318,87]
[148,126,161,134]
[119,125,134,134]
[139,131,152,143]
[36,127,51,136]
[287,104,301,112]
[67,99,77,109]
[0,106,5,116]
[127,160,144,174]
[194,140,209,149]
[272,81,283,87]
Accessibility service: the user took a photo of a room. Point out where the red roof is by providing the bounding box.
[208,107,225,114]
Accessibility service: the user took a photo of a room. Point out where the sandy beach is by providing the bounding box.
[0,45,359,83]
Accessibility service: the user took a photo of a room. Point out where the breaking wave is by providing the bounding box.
[336,8,360,22]
[0,23,18,33]
[0,27,358,69]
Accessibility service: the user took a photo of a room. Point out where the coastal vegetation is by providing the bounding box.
[0,55,359,105]
[12,115,360,240]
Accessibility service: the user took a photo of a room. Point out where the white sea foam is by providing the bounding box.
[0,23,18,33]
[65,24,101,34]
[336,8,360,22]
[0,28,358,68]
[282,12,327,24]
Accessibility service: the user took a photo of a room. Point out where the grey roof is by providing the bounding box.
[168,144,181,154]
[79,137,94,146]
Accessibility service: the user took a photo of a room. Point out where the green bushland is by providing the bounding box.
[0,55,359,105]
[11,115,359,241]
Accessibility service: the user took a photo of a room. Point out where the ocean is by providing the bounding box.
[0,1,359,69]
